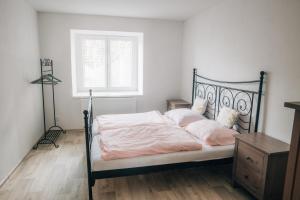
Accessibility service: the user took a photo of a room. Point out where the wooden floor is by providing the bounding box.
[0,131,253,200]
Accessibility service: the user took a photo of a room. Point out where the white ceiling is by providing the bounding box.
[27,0,221,21]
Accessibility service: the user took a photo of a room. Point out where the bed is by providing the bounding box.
[83,69,265,199]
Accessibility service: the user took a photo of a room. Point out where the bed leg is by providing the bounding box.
[91,177,95,186]
[88,184,93,200]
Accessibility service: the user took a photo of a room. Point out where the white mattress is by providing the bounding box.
[91,135,234,171]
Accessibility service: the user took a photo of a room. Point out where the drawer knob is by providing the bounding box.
[245,156,253,162]
[244,175,249,179]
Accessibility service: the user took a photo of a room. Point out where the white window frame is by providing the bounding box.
[70,29,143,97]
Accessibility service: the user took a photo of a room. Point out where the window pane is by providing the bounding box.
[110,40,134,88]
[81,39,106,88]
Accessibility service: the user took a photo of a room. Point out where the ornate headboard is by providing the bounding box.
[192,68,265,133]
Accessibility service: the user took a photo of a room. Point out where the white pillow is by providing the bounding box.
[191,97,208,115]
[165,108,205,127]
[217,107,239,128]
[185,119,237,146]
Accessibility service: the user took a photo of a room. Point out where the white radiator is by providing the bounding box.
[80,97,137,115]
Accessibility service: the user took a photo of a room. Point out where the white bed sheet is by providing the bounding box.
[91,135,234,171]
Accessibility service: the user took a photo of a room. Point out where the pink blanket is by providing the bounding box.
[100,124,202,160]
[96,111,169,131]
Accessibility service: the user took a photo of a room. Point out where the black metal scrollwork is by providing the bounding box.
[195,83,217,119]
[192,69,265,133]
[219,88,234,109]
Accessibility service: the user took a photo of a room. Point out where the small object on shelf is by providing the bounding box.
[232,133,289,200]
[283,102,300,200]
[167,99,191,111]
[31,59,65,149]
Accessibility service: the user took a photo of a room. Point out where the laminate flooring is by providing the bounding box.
[0,130,253,200]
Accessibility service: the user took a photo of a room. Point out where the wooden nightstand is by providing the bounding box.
[166,99,191,111]
[233,133,289,200]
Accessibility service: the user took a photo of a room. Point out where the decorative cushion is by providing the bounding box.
[191,97,208,115]
[217,107,239,128]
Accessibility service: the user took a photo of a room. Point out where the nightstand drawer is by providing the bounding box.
[236,162,263,195]
[169,104,190,110]
[237,141,265,173]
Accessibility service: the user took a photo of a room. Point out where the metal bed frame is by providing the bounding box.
[83,69,265,199]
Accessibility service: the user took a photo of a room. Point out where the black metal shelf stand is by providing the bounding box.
[32,59,65,149]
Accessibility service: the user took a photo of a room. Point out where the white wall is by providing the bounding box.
[38,13,183,129]
[181,0,300,143]
[0,0,43,183]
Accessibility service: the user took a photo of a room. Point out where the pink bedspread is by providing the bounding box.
[100,124,202,160]
[96,111,169,131]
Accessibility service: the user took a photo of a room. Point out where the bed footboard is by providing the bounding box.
[83,90,94,200]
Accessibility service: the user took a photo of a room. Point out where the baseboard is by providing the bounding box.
[0,129,84,187]
[66,129,84,132]
[0,147,32,187]
[0,130,46,187]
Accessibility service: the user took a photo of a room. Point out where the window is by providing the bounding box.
[71,30,143,97]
